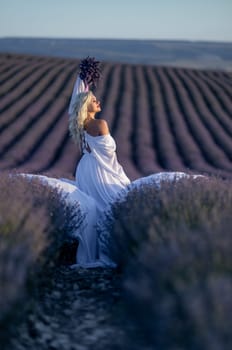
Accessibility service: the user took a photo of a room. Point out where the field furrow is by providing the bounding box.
[0,53,231,180]
[112,65,142,179]
[156,68,213,172]
[0,61,72,136]
[131,65,164,173]
[195,71,232,117]
[177,69,232,160]
[0,68,73,167]
[164,68,232,172]
[190,70,232,132]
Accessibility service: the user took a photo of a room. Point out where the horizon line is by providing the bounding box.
[1,36,232,44]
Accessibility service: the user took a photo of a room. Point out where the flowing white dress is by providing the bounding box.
[75,131,131,213]
[20,132,203,268]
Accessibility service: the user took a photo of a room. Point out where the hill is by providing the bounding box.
[0,38,232,70]
[0,53,231,180]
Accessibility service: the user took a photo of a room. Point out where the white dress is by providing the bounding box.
[20,133,203,268]
[75,131,131,213]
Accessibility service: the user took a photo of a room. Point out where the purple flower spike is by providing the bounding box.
[79,56,101,87]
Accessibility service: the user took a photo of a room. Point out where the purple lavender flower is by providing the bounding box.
[79,56,101,87]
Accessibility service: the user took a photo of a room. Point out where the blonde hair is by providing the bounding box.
[69,91,93,149]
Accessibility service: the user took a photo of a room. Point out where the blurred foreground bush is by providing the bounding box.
[101,176,232,267]
[0,172,82,344]
[100,176,232,349]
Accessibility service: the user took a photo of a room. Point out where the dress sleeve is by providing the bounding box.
[68,76,88,115]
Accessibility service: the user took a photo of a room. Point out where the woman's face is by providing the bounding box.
[87,95,101,114]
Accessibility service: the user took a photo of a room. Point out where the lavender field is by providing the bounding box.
[0,52,231,180]
[0,51,232,349]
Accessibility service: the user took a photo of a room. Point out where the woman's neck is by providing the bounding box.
[84,114,95,129]
[87,112,96,120]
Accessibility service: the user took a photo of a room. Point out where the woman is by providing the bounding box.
[21,58,130,268]
[69,91,130,213]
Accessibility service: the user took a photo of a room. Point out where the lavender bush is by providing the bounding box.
[124,221,232,350]
[99,175,232,349]
[0,172,82,342]
[100,176,232,268]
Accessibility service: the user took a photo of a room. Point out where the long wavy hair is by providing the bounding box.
[69,91,93,150]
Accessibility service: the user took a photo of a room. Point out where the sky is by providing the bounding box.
[0,0,232,42]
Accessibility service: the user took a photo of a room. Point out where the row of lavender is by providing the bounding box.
[100,175,232,349]
[0,173,81,346]
[0,53,231,180]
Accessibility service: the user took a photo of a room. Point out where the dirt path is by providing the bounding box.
[10,266,131,350]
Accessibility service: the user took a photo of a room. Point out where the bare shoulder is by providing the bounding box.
[85,118,109,136]
[96,119,109,135]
